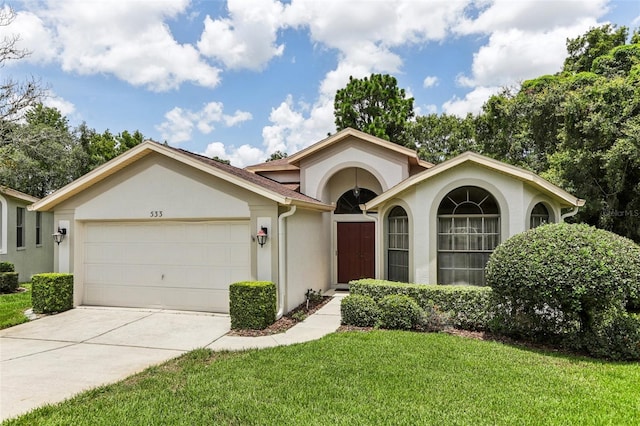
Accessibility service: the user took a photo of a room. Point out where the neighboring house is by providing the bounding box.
[30,128,585,314]
[0,186,54,282]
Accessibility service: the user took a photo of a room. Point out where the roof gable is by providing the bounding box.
[30,141,332,212]
[245,127,432,173]
[364,151,585,210]
[0,186,40,204]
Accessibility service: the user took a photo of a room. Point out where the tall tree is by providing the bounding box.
[407,113,478,163]
[476,24,640,242]
[334,74,414,145]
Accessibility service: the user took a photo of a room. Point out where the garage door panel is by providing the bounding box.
[83,221,250,312]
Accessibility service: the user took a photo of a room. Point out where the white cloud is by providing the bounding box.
[442,86,501,117]
[157,102,252,144]
[446,0,608,117]
[198,0,286,70]
[202,141,265,168]
[456,0,608,34]
[14,1,220,91]
[0,7,57,64]
[423,76,439,88]
[43,91,75,117]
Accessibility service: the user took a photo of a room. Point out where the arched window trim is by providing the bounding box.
[334,188,377,214]
[387,206,409,282]
[437,186,500,286]
[530,202,550,229]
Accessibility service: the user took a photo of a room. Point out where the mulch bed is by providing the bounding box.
[228,296,333,337]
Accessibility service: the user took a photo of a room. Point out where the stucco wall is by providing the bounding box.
[0,194,54,282]
[300,136,410,200]
[52,153,281,307]
[376,163,566,284]
[284,208,330,312]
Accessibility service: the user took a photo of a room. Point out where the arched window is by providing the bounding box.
[437,186,500,286]
[387,206,408,282]
[530,203,550,229]
[335,188,377,214]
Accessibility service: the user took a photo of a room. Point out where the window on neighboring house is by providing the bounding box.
[387,206,409,282]
[36,211,42,246]
[0,195,5,253]
[16,207,25,249]
[530,203,550,229]
[437,186,500,286]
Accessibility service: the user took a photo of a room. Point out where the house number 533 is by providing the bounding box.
[150,211,163,218]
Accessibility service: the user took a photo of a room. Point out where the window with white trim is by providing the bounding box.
[36,211,42,246]
[0,195,5,253]
[530,203,550,229]
[387,206,408,282]
[16,207,25,249]
[437,186,500,286]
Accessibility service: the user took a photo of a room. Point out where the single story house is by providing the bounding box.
[30,128,584,314]
[1,186,54,282]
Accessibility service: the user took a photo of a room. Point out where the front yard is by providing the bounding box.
[5,330,639,425]
[0,283,31,329]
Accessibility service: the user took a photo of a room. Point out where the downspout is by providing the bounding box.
[561,206,580,221]
[277,205,297,319]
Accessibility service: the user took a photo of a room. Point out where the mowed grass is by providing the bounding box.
[0,283,31,329]
[5,331,639,425]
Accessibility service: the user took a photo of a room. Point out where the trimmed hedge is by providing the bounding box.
[229,281,276,330]
[0,261,18,293]
[32,273,73,314]
[486,223,640,359]
[0,261,15,273]
[0,272,19,293]
[378,294,422,330]
[341,294,380,327]
[350,279,493,331]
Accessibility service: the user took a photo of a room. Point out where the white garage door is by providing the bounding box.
[83,221,250,313]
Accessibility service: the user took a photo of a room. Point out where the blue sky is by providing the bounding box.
[3,0,640,166]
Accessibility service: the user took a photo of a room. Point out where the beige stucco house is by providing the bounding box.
[30,128,584,314]
[1,186,54,282]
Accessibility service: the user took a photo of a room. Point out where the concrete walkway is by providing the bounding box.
[0,293,344,421]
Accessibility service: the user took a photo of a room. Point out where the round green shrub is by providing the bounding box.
[341,294,380,327]
[378,294,422,330]
[486,223,640,358]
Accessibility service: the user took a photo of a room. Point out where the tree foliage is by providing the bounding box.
[266,150,288,162]
[477,24,640,242]
[407,113,478,163]
[334,74,414,145]
[0,105,144,197]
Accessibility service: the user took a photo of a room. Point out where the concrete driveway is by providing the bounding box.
[0,307,231,421]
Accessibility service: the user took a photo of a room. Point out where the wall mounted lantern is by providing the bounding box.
[52,227,67,245]
[256,226,268,247]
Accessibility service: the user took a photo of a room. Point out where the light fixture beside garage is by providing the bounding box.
[256,226,268,247]
[52,227,66,245]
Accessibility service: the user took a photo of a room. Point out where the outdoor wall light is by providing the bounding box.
[256,226,268,247]
[52,227,67,245]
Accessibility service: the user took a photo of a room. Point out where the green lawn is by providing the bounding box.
[4,331,639,425]
[0,283,31,329]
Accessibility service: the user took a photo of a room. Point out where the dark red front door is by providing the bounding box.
[337,222,375,283]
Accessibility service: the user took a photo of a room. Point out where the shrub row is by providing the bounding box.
[229,281,276,330]
[350,279,493,331]
[0,262,18,293]
[341,293,428,330]
[32,273,73,314]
